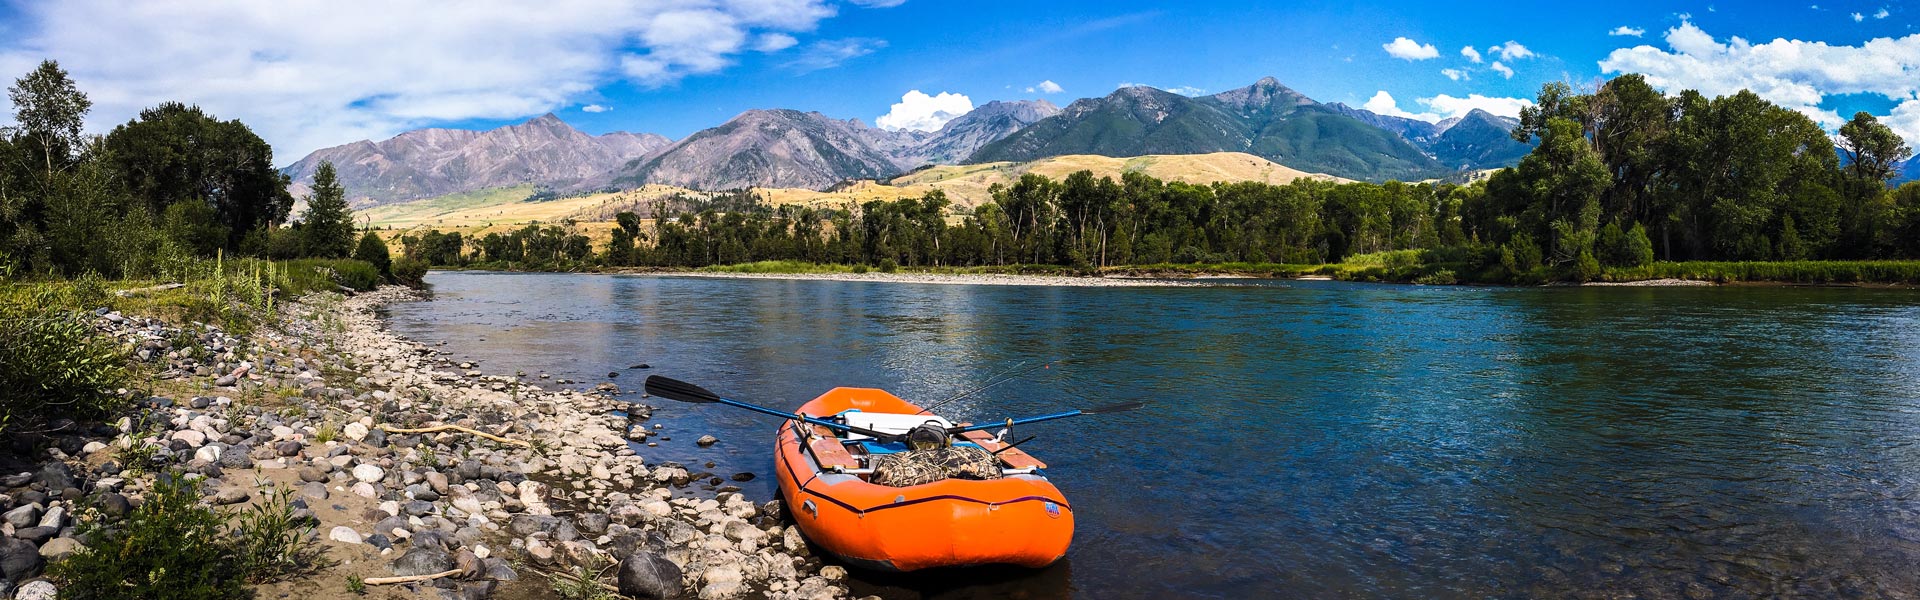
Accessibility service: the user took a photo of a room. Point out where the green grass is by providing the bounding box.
[360,184,539,228]
[1601,260,1920,285]
[697,261,859,274]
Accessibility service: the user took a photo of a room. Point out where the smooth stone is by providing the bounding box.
[12,580,54,600]
[1,505,40,529]
[299,482,329,501]
[390,547,454,577]
[617,551,684,599]
[37,537,83,560]
[0,537,43,582]
[352,464,385,483]
[169,430,206,447]
[343,422,369,441]
[329,526,363,544]
[695,435,718,447]
[212,488,250,505]
[12,527,54,545]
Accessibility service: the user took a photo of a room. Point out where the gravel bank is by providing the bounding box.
[2,286,853,599]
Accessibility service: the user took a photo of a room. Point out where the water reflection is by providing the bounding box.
[383,273,1920,599]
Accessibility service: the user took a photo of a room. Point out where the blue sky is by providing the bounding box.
[0,0,1916,161]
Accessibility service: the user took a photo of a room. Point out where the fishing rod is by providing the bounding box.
[917,359,1063,416]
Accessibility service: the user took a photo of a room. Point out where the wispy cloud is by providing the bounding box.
[1460,46,1482,63]
[581,104,611,113]
[1441,68,1468,81]
[1610,26,1646,37]
[847,0,907,7]
[1488,41,1533,60]
[1489,61,1514,79]
[785,38,887,74]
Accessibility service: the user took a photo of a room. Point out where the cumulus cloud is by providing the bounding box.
[581,104,611,113]
[1610,26,1647,37]
[1025,79,1064,94]
[1460,46,1483,63]
[1488,41,1534,60]
[785,38,886,73]
[876,90,971,132]
[1853,12,1865,21]
[1441,68,1468,81]
[0,0,849,160]
[1598,20,1920,142]
[1490,61,1514,79]
[1383,37,1440,60]
[1363,90,1533,122]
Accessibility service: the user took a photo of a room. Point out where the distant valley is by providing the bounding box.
[285,77,1537,209]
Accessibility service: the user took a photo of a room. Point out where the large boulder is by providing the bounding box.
[390,547,454,577]
[617,551,683,599]
[0,537,44,583]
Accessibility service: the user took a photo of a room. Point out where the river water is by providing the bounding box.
[381,272,1920,599]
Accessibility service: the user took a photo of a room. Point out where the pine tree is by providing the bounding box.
[354,231,391,276]
[300,161,353,258]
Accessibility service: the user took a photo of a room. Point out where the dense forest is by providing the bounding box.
[412,75,1919,283]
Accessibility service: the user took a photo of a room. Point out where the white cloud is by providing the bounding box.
[785,38,885,73]
[876,90,971,132]
[1166,86,1207,96]
[1460,46,1482,63]
[0,0,845,160]
[1488,41,1534,60]
[581,104,610,113]
[1610,26,1646,37]
[1490,61,1514,79]
[1598,20,1920,143]
[847,0,906,6]
[1383,37,1440,60]
[1025,79,1064,94]
[1853,12,1865,21]
[1441,68,1468,81]
[1875,8,1890,18]
[1362,90,1532,122]
[754,33,798,53]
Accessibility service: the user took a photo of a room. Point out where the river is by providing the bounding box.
[381,271,1920,599]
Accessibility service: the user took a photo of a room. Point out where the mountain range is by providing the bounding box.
[284,77,1535,207]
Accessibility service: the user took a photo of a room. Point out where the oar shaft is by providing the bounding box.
[715,397,894,440]
[948,410,1086,435]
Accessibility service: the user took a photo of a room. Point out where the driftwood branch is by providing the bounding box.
[377,424,531,447]
[363,569,462,585]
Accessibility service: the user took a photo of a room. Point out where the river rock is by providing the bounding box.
[12,580,54,600]
[212,488,250,505]
[391,547,454,576]
[329,526,362,544]
[37,537,82,561]
[424,471,449,495]
[1,506,40,530]
[696,435,718,447]
[612,553,683,596]
[351,464,385,483]
[11,528,54,545]
[342,422,369,441]
[169,430,206,447]
[274,440,302,457]
[35,507,64,530]
[0,538,43,583]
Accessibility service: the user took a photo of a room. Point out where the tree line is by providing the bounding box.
[0,60,402,281]
[405,74,1917,281]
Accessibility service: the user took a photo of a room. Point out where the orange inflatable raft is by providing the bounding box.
[773,387,1073,572]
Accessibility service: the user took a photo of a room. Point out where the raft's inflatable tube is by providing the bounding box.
[773,387,1073,571]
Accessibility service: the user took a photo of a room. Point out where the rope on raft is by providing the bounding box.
[377,424,531,447]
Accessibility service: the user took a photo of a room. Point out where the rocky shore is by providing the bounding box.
[667,271,1232,287]
[0,286,855,599]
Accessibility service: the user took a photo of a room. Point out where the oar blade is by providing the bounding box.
[1081,401,1146,415]
[644,375,721,403]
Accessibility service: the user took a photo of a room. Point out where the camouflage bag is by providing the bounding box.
[867,447,1005,487]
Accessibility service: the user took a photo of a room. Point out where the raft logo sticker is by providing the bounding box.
[1044,501,1060,518]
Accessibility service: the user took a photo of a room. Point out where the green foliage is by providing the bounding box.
[229,486,324,583]
[104,102,293,250]
[299,161,355,258]
[0,295,128,434]
[52,476,249,600]
[346,575,366,595]
[548,555,617,600]
[851,264,869,274]
[878,258,898,273]
[354,232,391,277]
[1602,260,1920,284]
[390,256,429,288]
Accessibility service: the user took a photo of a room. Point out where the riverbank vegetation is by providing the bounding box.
[395,75,1919,285]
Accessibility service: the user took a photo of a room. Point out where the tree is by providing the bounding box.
[8,60,91,177]
[354,231,392,276]
[104,102,293,250]
[299,161,353,257]
[1839,112,1913,184]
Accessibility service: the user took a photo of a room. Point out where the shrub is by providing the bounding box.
[391,256,429,288]
[878,258,898,273]
[851,264,869,274]
[354,232,392,278]
[52,475,249,599]
[282,259,380,292]
[1412,269,1458,285]
[230,487,323,583]
[0,296,128,435]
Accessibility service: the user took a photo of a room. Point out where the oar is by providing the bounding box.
[945,401,1147,436]
[644,375,903,442]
